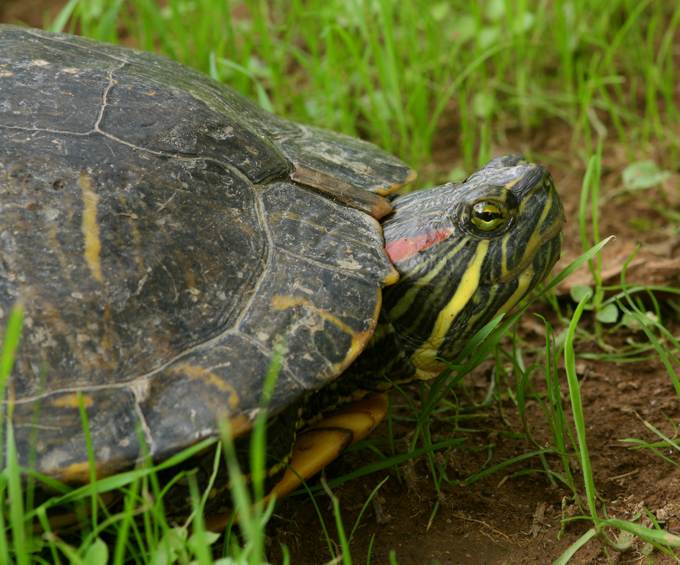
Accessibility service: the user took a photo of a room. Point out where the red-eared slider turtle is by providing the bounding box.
[0,25,564,510]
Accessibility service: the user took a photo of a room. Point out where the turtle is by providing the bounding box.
[0,24,564,515]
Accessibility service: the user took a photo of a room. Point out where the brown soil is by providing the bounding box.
[0,0,65,27]
[3,6,680,564]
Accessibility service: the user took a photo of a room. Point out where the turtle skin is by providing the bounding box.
[0,25,413,482]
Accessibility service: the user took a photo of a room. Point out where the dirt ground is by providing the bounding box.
[2,3,680,563]
[0,0,63,27]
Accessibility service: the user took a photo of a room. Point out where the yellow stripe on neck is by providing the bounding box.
[389,237,469,320]
[498,265,534,316]
[410,239,489,376]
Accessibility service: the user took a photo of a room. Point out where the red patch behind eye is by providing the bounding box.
[385,228,453,263]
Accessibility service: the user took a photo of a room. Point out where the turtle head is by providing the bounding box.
[383,155,564,379]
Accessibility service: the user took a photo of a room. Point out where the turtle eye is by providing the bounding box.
[470,201,508,232]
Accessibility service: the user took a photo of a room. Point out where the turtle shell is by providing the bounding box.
[0,25,413,481]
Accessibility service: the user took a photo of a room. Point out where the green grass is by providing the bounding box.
[2,0,680,562]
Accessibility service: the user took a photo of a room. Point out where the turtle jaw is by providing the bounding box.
[492,210,564,286]
[504,224,562,281]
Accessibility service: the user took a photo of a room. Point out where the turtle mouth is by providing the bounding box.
[494,219,564,285]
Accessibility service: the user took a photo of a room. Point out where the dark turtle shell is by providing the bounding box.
[0,25,414,480]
